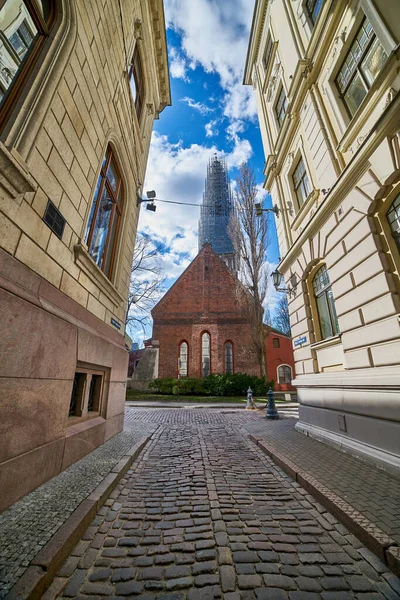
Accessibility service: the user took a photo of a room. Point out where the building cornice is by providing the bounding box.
[243,0,268,85]
[150,0,171,112]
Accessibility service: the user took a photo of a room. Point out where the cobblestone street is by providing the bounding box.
[41,408,400,600]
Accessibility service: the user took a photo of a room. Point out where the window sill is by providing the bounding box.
[310,334,342,351]
[0,142,37,203]
[74,243,125,308]
[67,414,105,433]
[291,189,320,232]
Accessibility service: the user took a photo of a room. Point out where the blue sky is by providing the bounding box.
[130,0,281,345]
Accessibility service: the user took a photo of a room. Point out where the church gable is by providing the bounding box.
[152,244,247,321]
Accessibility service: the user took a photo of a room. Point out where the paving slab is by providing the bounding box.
[17,408,400,600]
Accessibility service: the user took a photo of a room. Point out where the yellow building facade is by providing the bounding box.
[0,0,170,510]
[245,0,400,472]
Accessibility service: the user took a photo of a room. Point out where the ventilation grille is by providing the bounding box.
[43,200,66,239]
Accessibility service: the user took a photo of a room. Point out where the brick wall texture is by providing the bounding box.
[152,244,295,386]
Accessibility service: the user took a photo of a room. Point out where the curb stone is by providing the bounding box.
[4,435,152,600]
[249,434,400,578]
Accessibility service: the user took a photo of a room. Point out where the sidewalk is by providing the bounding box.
[0,412,157,598]
[244,416,400,577]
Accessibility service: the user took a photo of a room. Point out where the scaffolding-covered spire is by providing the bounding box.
[198,155,237,272]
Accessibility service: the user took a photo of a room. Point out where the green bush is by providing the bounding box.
[150,373,274,396]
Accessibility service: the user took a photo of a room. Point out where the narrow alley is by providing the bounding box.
[47,409,400,599]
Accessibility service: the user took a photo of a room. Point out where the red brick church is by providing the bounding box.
[151,244,295,391]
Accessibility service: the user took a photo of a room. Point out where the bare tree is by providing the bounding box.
[274,295,291,336]
[230,162,270,377]
[126,233,166,337]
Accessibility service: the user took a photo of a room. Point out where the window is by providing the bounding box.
[278,365,292,384]
[201,332,210,377]
[87,375,102,412]
[305,0,324,26]
[275,86,288,128]
[312,265,340,340]
[129,46,145,120]
[179,342,188,377]
[84,146,123,278]
[225,342,233,374]
[273,338,280,348]
[0,0,55,124]
[387,194,400,252]
[293,157,311,207]
[68,368,104,419]
[336,18,388,117]
[263,34,273,71]
[69,372,86,417]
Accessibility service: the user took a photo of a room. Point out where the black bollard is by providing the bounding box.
[266,387,279,420]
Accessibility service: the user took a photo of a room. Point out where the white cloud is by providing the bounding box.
[165,0,256,128]
[180,96,213,115]
[205,119,219,137]
[169,46,191,82]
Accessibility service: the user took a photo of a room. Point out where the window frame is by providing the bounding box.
[68,366,105,423]
[84,146,124,279]
[292,156,312,208]
[274,85,288,129]
[0,0,56,130]
[335,17,388,118]
[305,0,324,26]
[201,331,211,378]
[312,265,340,341]
[224,341,233,374]
[178,340,189,378]
[272,337,280,349]
[128,45,145,122]
[277,364,292,384]
[263,33,273,72]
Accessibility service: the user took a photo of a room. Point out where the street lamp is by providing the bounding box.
[255,203,280,217]
[137,189,157,212]
[271,268,297,298]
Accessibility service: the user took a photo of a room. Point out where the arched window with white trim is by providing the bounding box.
[225,342,233,374]
[201,332,210,377]
[178,341,188,377]
[278,365,292,384]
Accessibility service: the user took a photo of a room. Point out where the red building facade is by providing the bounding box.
[152,245,295,390]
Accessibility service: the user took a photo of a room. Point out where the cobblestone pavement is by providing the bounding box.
[244,418,400,546]
[0,411,157,597]
[46,408,400,599]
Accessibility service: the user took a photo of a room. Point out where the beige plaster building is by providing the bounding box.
[244,0,400,472]
[0,0,170,510]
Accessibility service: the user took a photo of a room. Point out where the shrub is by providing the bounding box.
[150,373,275,396]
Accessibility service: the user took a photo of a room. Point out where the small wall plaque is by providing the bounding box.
[111,318,121,330]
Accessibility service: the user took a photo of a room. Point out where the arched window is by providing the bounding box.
[129,45,145,120]
[84,146,124,278]
[178,342,188,377]
[201,332,210,377]
[386,193,400,252]
[312,265,340,340]
[225,342,233,374]
[0,0,55,126]
[278,365,292,384]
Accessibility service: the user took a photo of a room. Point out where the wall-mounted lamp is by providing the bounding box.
[137,189,157,212]
[255,203,280,217]
[271,268,297,298]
